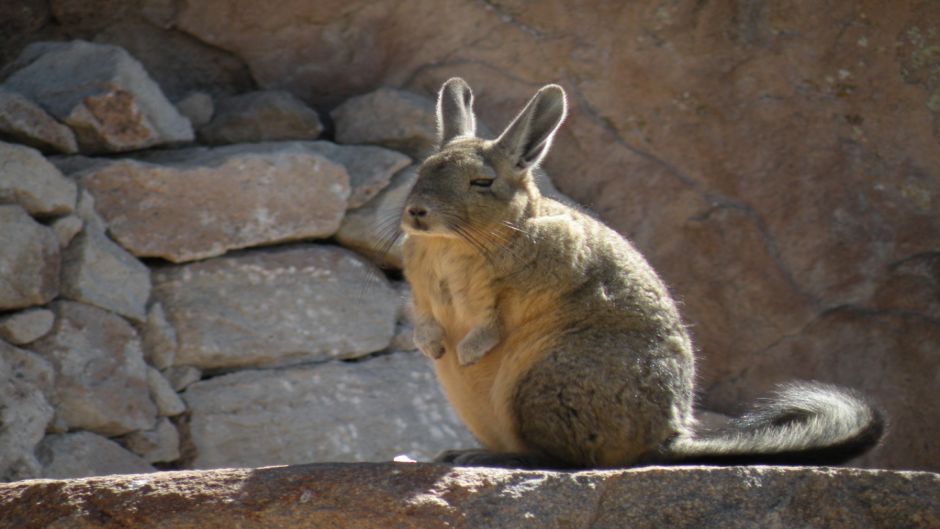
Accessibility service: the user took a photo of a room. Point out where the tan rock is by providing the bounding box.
[141,303,177,370]
[3,40,193,153]
[0,205,60,310]
[182,352,476,469]
[79,142,350,263]
[302,141,411,209]
[198,90,323,144]
[1,465,938,528]
[0,309,54,345]
[30,301,157,436]
[0,88,77,154]
[0,141,77,217]
[162,365,202,393]
[151,245,399,370]
[146,367,186,417]
[331,87,438,158]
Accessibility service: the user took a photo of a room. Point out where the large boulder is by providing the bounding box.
[151,245,400,370]
[0,464,937,528]
[77,142,350,263]
[2,40,193,153]
[29,301,157,436]
[182,352,476,469]
[0,205,60,310]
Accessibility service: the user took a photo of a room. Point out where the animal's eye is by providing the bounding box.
[470,178,494,188]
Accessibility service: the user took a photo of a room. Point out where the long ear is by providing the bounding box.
[496,84,567,170]
[437,77,477,145]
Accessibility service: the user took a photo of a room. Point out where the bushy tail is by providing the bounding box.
[665,382,885,466]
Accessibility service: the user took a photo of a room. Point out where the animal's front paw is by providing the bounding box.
[456,325,500,366]
[414,321,446,359]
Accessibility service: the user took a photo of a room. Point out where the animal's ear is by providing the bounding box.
[437,77,477,145]
[496,84,567,170]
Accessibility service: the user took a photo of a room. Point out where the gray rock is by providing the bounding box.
[0,205,60,310]
[0,88,78,154]
[174,92,214,128]
[61,193,151,323]
[302,141,411,209]
[146,367,186,417]
[183,351,476,469]
[119,417,180,464]
[0,341,55,481]
[162,365,202,392]
[49,214,83,248]
[198,90,323,144]
[3,40,193,153]
[335,166,416,269]
[30,301,157,436]
[37,431,156,479]
[152,245,399,370]
[141,303,177,370]
[79,142,350,263]
[331,87,438,158]
[0,308,54,345]
[0,141,77,217]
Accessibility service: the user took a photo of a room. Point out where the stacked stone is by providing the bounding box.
[0,40,479,481]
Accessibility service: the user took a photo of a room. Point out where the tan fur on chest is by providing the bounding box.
[404,235,560,451]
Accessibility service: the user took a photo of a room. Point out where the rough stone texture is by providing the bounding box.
[182,352,476,469]
[0,141,77,217]
[1,465,938,529]
[36,431,156,480]
[0,341,54,482]
[163,365,202,393]
[29,301,157,436]
[146,367,186,417]
[141,303,177,370]
[60,192,151,322]
[49,214,83,248]
[160,0,940,471]
[331,87,438,158]
[3,40,193,153]
[119,417,181,464]
[0,88,78,154]
[175,92,213,128]
[198,90,323,144]
[152,245,399,370]
[0,308,55,345]
[302,141,411,209]
[0,205,60,310]
[79,142,350,263]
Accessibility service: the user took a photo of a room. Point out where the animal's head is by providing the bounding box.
[401,78,567,239]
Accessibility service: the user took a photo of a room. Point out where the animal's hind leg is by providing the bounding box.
[510,341,687,468]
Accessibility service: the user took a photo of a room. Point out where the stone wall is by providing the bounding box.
[1,0,938,474]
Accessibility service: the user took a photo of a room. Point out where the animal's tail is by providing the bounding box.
[664,382,884,466]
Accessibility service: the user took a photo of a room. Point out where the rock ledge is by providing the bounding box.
[0,463,937,529]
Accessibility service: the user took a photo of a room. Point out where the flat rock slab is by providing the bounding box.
[183,352,475,469]
[151,245,399,370]
[78,142,350,263]
[0,88,78,154]
[3,40,193,153]
[1,464,937,529]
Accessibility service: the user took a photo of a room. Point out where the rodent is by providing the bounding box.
[400,77,884,468]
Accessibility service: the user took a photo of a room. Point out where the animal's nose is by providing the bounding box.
[407,205,428,218]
